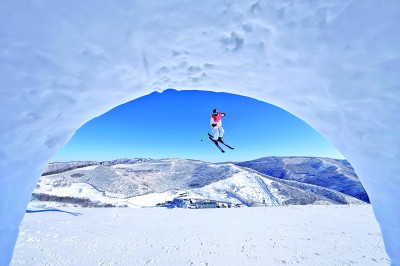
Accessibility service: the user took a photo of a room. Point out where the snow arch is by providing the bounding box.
[1,1,399,265]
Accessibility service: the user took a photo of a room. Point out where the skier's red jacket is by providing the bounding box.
[210,112,226,127]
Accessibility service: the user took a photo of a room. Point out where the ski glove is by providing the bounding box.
[212,123,217,127]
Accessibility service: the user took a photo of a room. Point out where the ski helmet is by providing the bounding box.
[212,109,218,115]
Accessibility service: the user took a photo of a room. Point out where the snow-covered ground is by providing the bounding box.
[12,206,388,265]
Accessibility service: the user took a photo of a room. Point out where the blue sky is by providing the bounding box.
[53,89,344,162]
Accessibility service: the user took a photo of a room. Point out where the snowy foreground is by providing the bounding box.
[12,205,388,265]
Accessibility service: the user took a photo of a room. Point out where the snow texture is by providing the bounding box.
[0,1,399,265]
[11,206,389,265]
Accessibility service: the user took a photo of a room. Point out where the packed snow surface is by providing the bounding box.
[12,206,388,265]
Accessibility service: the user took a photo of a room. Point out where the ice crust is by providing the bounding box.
[0,1,399,265]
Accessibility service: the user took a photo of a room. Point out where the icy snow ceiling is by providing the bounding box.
[1,1,399,265]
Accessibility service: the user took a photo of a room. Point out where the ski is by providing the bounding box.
[218,140,234,150]
[209,136,225,153]
[208,134,234,150]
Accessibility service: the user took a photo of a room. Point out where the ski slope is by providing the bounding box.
[255,177,279,206]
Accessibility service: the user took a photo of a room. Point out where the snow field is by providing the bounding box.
[12,206,389,265]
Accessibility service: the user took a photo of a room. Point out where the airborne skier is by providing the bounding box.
[208,109,234,152]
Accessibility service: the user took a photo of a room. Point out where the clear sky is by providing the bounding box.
[53,89,344,162]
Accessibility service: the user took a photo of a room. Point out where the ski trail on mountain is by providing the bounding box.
[255,177,280,206]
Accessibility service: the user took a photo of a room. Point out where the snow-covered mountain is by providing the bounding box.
[235,157,369,202]
[31,157,366,208]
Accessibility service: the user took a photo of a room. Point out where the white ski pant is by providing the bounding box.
[212,126,224,140]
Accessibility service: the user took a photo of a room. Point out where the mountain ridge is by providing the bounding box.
[32,156,368,209]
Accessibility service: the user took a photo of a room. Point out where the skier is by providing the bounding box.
[210,109,226,143]
[204,108,234,153]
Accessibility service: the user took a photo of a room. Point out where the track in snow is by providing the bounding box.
[255,177,280,206]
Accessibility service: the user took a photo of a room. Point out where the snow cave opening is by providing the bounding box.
[33,89,370,210]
